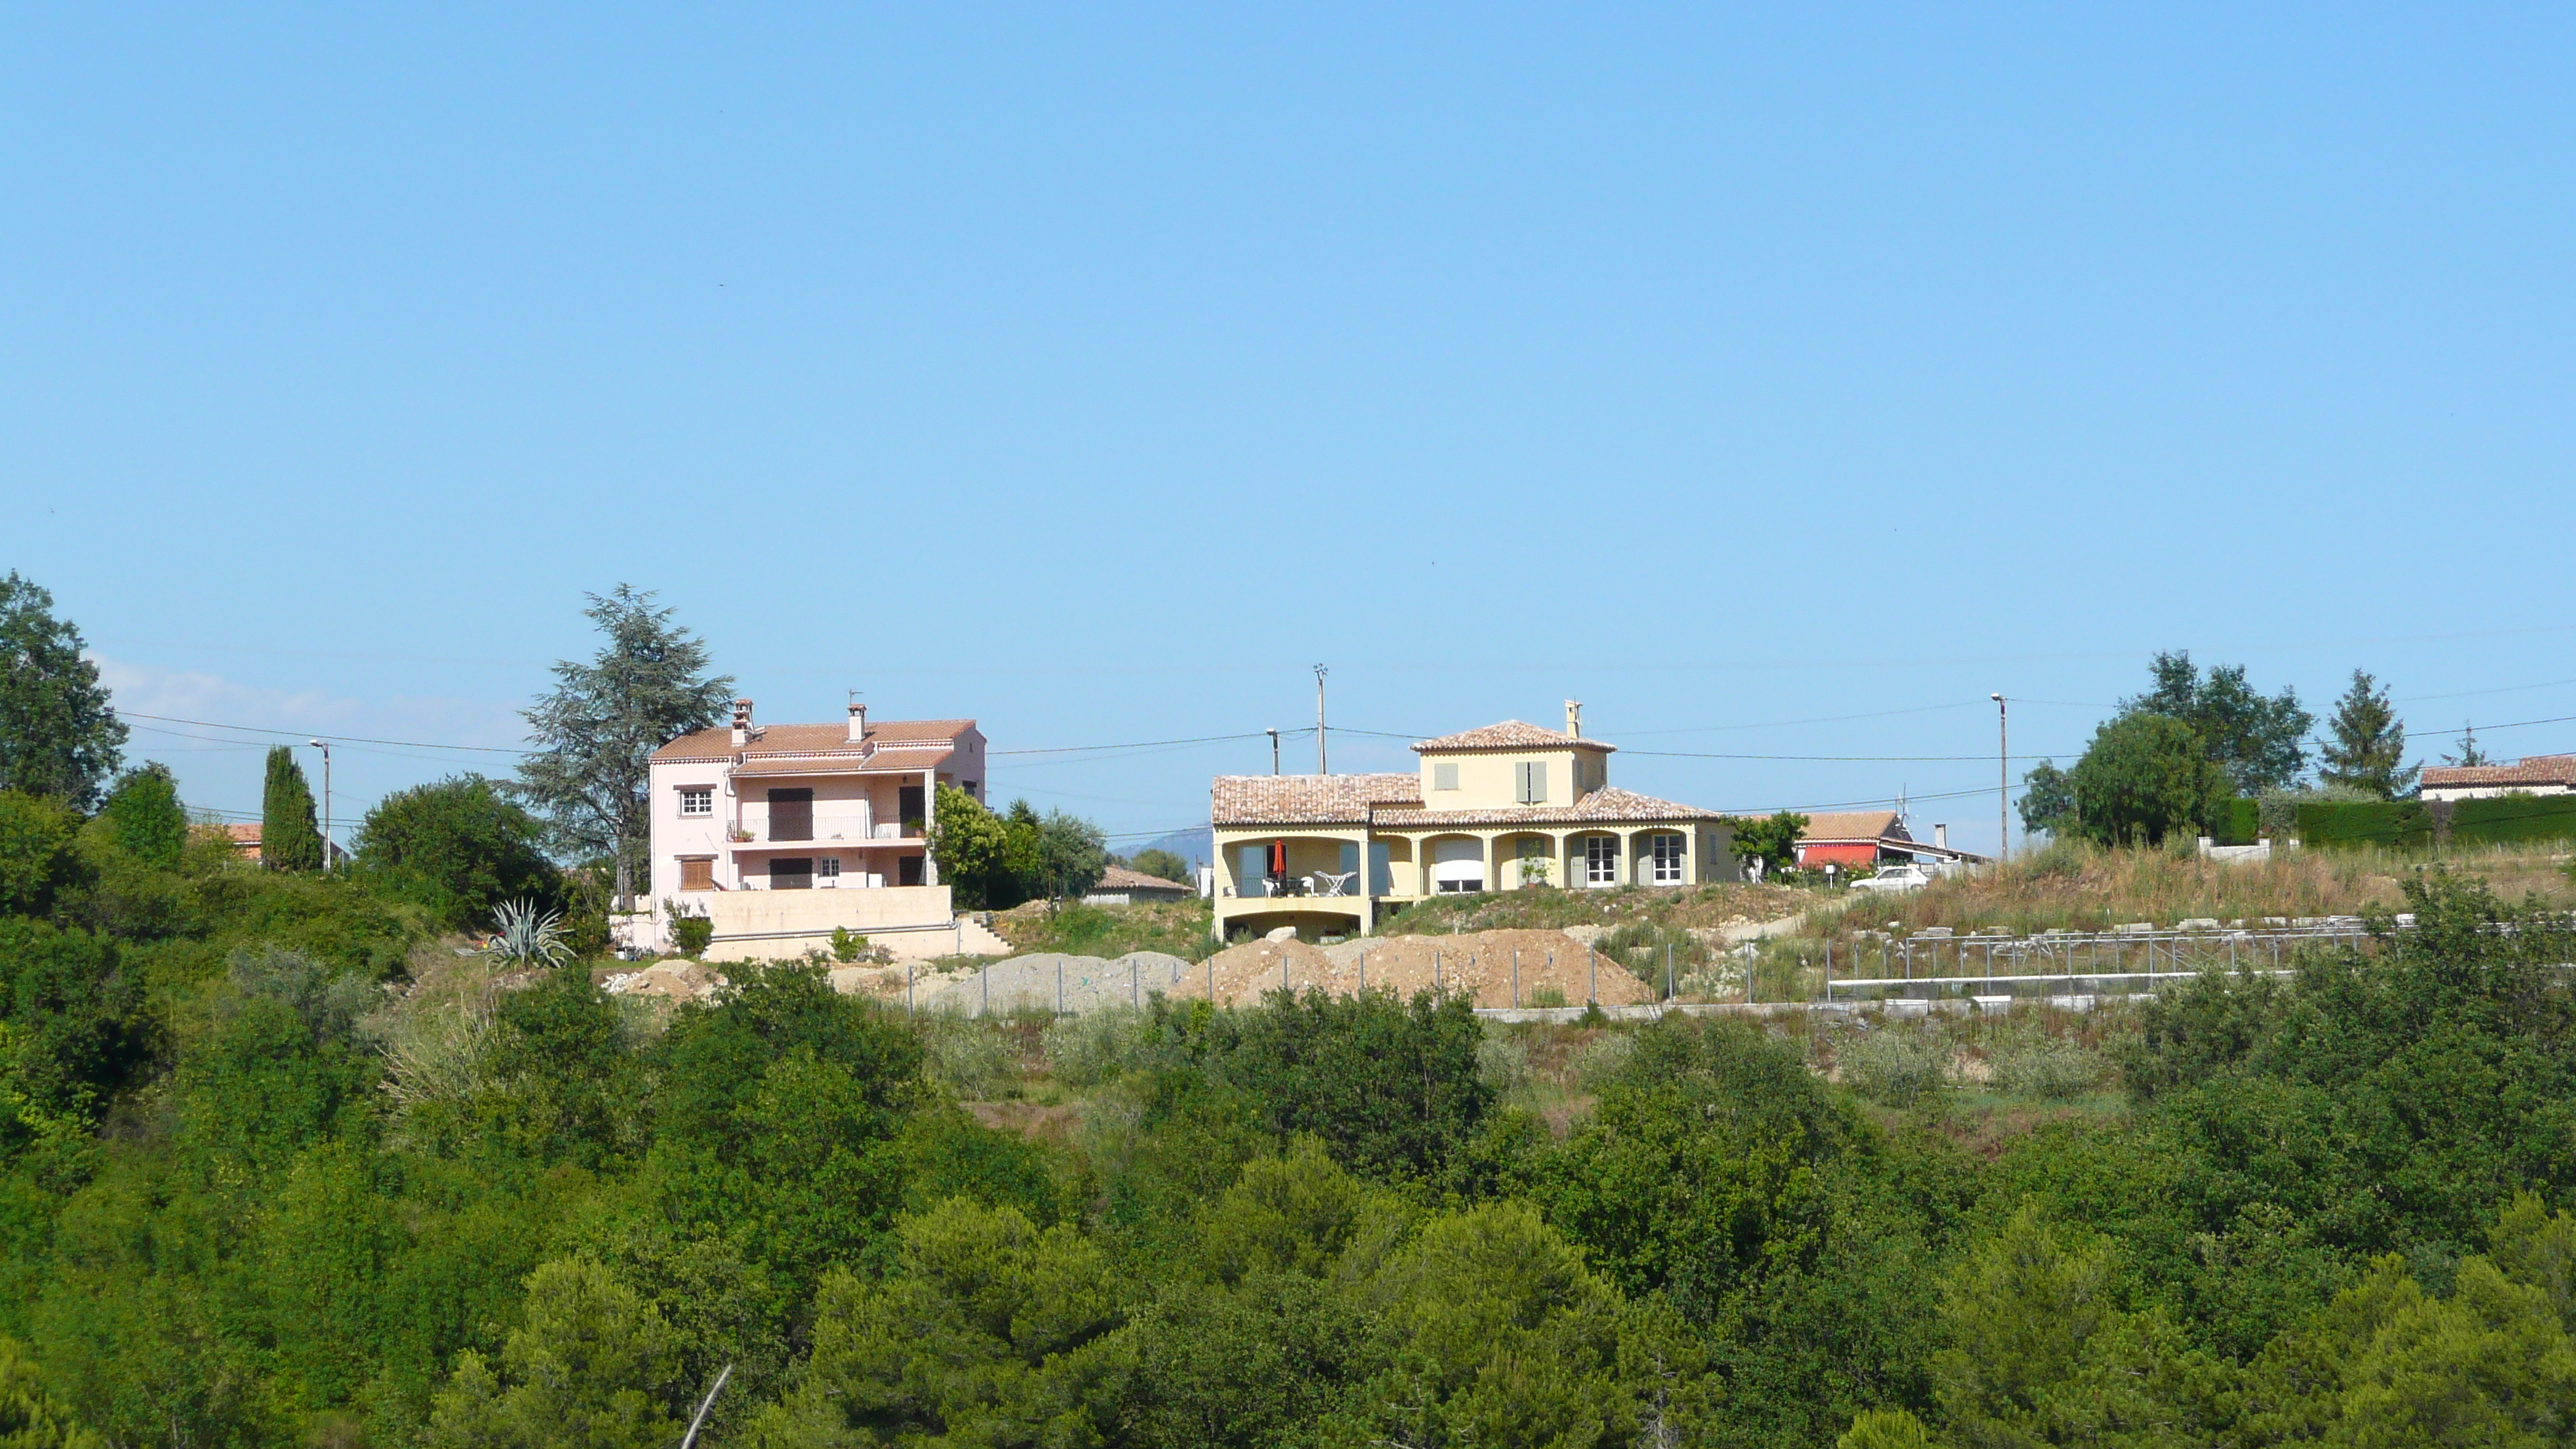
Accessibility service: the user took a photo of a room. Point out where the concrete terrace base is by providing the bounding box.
[1471,995,2160,1024]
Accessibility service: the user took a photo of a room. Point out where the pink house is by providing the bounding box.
[636,697,999,961]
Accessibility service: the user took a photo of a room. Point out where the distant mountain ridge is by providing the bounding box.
[1123,826,1211,872]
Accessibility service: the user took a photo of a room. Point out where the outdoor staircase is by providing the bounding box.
[952,915,1014,957]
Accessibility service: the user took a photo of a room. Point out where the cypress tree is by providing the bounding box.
[262,745,321,872]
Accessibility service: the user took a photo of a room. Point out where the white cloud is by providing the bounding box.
[90,653,357,728]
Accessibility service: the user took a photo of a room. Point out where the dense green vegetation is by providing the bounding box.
[4,777,2575,1446]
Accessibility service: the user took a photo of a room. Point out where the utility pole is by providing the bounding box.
[1989,694,2008,862]
[1269,728,1279,776]
[307,738,332,871]
[1314,664,1329,774]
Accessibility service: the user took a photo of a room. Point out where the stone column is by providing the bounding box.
[920,769,940,887]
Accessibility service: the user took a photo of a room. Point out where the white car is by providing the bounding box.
[1849,862,1934,895]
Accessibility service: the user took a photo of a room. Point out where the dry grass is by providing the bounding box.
[1384,881,1813,936]
[1808,838,2576,937]
[991,898,1219,961]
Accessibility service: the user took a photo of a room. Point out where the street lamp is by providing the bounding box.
[1988,695,2006,862]
[308,738,332,871]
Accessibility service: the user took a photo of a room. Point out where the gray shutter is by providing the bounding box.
[1531,762,1547,803]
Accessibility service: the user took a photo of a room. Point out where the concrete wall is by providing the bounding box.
[701,884,957,962]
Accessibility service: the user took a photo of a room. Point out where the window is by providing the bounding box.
[1650,833,1686,884]
[1515,761,1547,804]
[678,857,714,891]
[1585,834,1620,886]
[768,788,814,842]
[1433,762,1460,791]
[819,858,841,885]
[679,787,713,817]
[770,858,814,890]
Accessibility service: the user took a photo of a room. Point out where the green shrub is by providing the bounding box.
[672,916,712,958]
[2209,796,2261,845]
[0,792,77,916]
[1987,1032,2107,1099]
[1835,1026,1947,1107]
[1475,1030,1533,1105]
[355,775,560,927]
[920,1014,1019,1098]
[1568,1032,1633,1091]
[1043,1004,1145,1088]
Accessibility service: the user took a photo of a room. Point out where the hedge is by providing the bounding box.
[2295,793,2576,849]
[2296,800,2429,848]
[2209,797,2262,846]
[2449,793,2576,844]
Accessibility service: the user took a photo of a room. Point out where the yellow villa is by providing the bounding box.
[1209,704,1738,940]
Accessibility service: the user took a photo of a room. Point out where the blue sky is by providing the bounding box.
[6,5,2574,858]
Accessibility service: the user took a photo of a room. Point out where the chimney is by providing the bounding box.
[1565,700,1583,738]
[847,696,868,743]
[730,698,753,747]
[1934,824,1948,851]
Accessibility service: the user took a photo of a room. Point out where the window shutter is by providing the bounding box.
[1530,762,1546,803]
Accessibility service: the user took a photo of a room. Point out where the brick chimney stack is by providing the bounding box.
[730,698,753,747]
[1564,700,1583,739]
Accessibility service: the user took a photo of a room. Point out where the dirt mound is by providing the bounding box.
[1168,928,1656,1009]
[602,961,728,1003]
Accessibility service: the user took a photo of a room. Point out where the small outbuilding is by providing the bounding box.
[1083,865,1198,906]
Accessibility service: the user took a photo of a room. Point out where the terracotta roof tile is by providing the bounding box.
[1385,787,1722,827]
[653,718,975,762]
[1094,864,1194,892]
[1211,773,1421,825]
[1412,720,1615,754]
[1797,810,1910,844]
[731,748,953,777]
[2421,755,2576,789]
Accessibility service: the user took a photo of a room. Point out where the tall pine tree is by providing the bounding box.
[2319,669,2418,799]
[2443,721,2490,767]
[261,745,322,871]
[511,585,733,907]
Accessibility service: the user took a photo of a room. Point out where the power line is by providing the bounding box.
[1335,726,2076,764]
[1625,748,2074,762]
[115,711,529,753]
[989,729,1301,757]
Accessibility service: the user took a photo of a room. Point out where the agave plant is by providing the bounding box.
[484,898,574,969]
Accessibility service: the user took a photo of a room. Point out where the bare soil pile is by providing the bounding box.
[1167,928,1656,1009]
